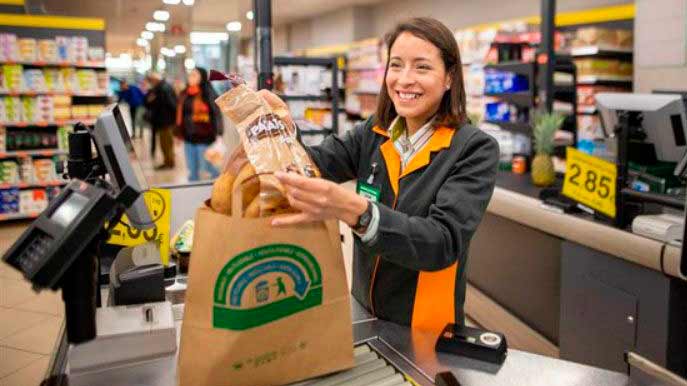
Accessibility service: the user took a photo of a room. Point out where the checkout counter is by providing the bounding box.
[39,181,669,386]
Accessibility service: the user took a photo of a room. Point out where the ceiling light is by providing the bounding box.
[190,31,229,45]
[246,11,254,20]
[146,22,166,32]
[141,31,154,40]
[160,47,176,57]
[136,38,149,47]
[163,0,180,4]
[182,0,194,5]
[226,21,241,32]
[153,10,170,21]
[174,45,186,54]
[184,58,195,70]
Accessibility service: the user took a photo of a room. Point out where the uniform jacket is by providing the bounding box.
[305,116,498,332]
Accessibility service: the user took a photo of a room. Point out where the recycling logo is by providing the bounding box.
[213,244,322,330]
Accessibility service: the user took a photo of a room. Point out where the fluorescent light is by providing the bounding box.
[153,10,170,22]
[184,58,195,70]
[226,21,241,32]
[182,0,194,5]
[141,31,154,40]
[136,38,149,47]
[157,57,166,71]
[190,31,229,45]
[146,22,166,32]
[174,45,186,54]
[246,11,254,20]
[163,0,180,4]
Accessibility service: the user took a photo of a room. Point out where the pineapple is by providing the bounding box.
[531,112,564,187]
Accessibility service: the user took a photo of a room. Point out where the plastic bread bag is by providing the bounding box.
[211,70,320,217]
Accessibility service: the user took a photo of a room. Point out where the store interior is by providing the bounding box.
[1,0,687,385]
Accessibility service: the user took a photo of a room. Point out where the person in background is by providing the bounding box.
[116,79,144,138]
[176,67,223,181]
[144,72,177,169]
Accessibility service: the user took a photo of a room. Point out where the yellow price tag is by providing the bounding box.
[107,188,171,265]
[562,147,617,218]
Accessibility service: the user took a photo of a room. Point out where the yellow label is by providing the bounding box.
[562,147,617,218]
[107,188,171,265]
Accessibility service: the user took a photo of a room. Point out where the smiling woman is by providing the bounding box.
[262,17,499,334]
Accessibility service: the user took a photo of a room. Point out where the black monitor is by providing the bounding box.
[91,104,152,229]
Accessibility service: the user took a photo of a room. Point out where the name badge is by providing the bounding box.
[356,181,381,202]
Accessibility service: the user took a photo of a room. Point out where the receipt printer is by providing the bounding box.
[436,323,508,364]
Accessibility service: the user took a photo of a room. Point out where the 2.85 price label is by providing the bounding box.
[562,147,617,218]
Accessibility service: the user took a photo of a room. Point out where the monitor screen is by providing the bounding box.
[111,105,148,192]
[50,191,90,228]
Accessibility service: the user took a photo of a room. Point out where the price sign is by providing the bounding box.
[107,188,171,265]
[562,147,617,218]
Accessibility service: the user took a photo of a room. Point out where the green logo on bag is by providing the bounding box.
[213,244,323,330]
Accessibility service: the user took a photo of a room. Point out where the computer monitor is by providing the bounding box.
[596,93,687,163]
[91,104,153,229]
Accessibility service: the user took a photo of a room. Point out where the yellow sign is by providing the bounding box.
[107,188,171,265]
[562,147,617,218]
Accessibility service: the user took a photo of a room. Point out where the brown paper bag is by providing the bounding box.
[178,189,354,385]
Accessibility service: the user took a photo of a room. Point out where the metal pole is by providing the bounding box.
[254,0,273,90]
[540,0,556,113]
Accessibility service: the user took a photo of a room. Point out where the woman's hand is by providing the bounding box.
[272,172,368,227]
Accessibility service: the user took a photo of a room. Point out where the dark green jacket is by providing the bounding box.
[305,116,498,332]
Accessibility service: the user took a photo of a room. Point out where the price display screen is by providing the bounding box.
[562,147,617,218]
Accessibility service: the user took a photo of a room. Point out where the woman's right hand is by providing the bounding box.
[256,89,295,128]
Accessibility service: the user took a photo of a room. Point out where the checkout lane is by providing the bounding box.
[40,181,643,386]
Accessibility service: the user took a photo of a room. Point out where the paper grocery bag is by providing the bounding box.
[178,203,354,386]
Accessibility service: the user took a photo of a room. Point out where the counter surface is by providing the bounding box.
[59,300,634,386]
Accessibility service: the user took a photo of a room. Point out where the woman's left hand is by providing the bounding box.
[272,172,368,227]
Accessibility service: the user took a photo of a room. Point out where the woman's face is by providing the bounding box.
[385,32,450,128]
[188,69,201,87]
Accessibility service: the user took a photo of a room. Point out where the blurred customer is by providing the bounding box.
[116,79,144,138]
[144,72,177,169]
[176,67,222,181]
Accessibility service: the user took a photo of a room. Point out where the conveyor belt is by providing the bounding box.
[287,345,415,386]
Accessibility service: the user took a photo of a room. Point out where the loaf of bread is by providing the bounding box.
[212,80,320,217]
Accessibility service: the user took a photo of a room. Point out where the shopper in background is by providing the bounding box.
[261,17,498,334]
[144,72,177,169]
[176,67,222,181]
[116,79,144,138]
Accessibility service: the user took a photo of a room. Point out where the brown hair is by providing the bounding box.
[375,17,467,129]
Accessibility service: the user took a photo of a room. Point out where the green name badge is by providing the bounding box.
[357,181,381,202]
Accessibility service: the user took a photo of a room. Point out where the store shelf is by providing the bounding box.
[1,118,96,127]
[578,106,598,115]
[279,94,330,102]
[484,62,534,77]
[0,149,66,158]
[484,120,531,134]
[0,90,108,97]
[0,212,41,222]
[484,91,533,107]
[274,57,336,67]
[553,85,576,103]
[577,75,633,85]
[565,45,633,57]
[0,181,66,189]
[0,60,106,69]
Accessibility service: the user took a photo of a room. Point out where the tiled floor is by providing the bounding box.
[0,129,193,386]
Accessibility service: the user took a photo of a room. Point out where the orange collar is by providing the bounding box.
[374,123,456,196]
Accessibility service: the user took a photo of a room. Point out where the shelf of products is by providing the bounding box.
[566,45,633,57]
[274,56,342,145]
[0,22,105,222]
[345,40,384,123]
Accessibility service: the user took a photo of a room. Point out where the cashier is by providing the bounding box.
[267,17,498,333]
